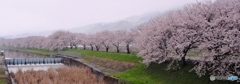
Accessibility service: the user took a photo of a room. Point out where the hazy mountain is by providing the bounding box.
[68,12,160,34]
[69,21,135,34]
[2,31,56,39]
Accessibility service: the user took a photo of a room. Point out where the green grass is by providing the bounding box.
[0,68,6,84]
[19,48,56,55]
[113,62,237,84]
[0,47,57,55]
[0,80,5,84]
[64,49,142,63]
[66,49,235,84]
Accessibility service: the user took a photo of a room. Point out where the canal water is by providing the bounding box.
[4,50,47,59]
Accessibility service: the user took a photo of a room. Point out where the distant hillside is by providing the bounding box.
[68,21,135,34]
[68,12,160,34]
[2,31,56,39]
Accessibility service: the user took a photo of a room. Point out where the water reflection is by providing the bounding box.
[3,50,47,59]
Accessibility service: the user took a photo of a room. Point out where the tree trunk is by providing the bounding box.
[104,45,109,52]
[70,46,73,49]
[114,45,120,53]
[126,45,130,54]
[90,46,93,51]
[116,47,120,53]
[96,46,99,51]
[83,45,86,50]
[106,47,109,52]
[181,44,192,67]
[96,47,99,51]
[182,50,188,67]
[181,56,187,67]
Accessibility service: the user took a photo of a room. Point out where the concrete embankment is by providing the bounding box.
[61,56,127,84]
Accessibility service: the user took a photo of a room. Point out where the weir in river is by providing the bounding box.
[3,50,66,74]
[5,58,65,74]
[5,58,63,65]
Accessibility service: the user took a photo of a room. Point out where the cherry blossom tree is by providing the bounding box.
[135,15,175,66]
[31,36,45,49]
[74,33,87,50]
[111,30,125,53]
[69,33,77,49]
[47,31,75,51]
[190,0,240,77]
[86,34,95,51]
[169,3,207,67]
[136,0,240,77]
[92,32,102,51]
[98,30,113,52]
[121,30,134,54]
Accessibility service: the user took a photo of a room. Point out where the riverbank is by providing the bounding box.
[1,47,238,84]
[0,68,7,84]
[0,56,9,84]
[0,47,57,56]
[73,49,234,84]
[0,68,8,84]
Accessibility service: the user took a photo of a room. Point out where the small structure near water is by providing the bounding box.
[5,58,63,65]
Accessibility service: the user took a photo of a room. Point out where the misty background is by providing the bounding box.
[0,0,206,38]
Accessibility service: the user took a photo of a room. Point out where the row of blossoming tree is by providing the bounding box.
[1,0,240,77]
[0,30,135,53]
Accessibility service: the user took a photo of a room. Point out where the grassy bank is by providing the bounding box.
[113,63,237,84]
[64,49,142,63]
[0,47,57,55]
[64,49,236,84]
[82,56,137,72]
[0,57,7,84]
[18,49,56,55]
[0,68,7,84]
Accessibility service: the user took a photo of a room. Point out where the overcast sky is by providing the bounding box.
[0,0,206,36]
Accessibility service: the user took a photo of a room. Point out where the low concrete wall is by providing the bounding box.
[62,57,127,84]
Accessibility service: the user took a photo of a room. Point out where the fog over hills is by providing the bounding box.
[2,31,55,39]
[2,12,160,38]
[68,12,160,34]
